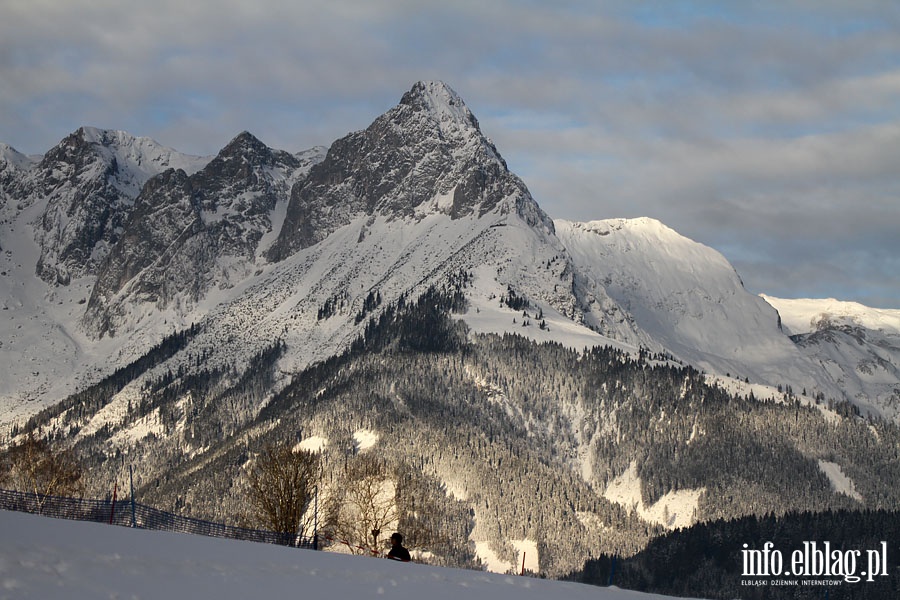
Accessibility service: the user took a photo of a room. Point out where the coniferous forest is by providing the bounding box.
[573,509,900,599]
[10,286,900,589]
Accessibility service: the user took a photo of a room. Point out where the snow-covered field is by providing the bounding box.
[0,510,698,600]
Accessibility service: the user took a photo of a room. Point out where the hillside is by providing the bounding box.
[0,510,694,600]
[14,290,900,579]
[2,80,899,587]
[1,81,897,428]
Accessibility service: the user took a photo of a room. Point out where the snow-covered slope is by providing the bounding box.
[0,129,212,422]
[76,126,210,196]
[1,80,898,430]
[762,296,900,419]
[0,511,693,600]
[555,219,834,393]
[157,81,585,389]
[762,296,900,337]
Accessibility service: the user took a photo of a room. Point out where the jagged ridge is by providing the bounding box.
[268,81,553,261]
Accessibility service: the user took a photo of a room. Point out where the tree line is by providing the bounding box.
[5,285,900,578]
[572,509,900,599]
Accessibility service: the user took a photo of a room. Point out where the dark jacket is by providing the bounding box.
[387,544,411,562]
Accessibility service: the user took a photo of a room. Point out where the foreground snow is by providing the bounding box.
[0,511,697,600]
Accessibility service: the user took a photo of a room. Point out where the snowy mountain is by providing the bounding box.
[0,129,207,420]
[557,217,790,364]
[762,296,900,337]
[82,130,324,337]
[269,80,553,260]
[7,80,582,410]
[3,81,895,426]
[762,296,900,418]
[2,80,899,585]
[555,218,897,418]
[17,127,209,285]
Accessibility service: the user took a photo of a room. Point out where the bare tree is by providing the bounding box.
[244,444,319,540]
[324,454,399,555]
[0,434,84,505]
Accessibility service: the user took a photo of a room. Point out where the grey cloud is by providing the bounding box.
[1,0,897,307]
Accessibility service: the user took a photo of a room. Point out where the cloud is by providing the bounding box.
[1,0,898,307]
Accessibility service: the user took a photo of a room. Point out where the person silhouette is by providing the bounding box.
[387,532,411,562]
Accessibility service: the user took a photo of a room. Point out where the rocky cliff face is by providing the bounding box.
[1,127,208,285]
[83,131,323,337]
[33,129,137,285]
[1,80,897,430]
[84,168,202,335]
[0,144,35,206]
[268,81,554,261]
[0,145,36,251]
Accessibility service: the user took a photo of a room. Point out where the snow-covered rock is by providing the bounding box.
[0,81,897,428]
[763,296,900,420]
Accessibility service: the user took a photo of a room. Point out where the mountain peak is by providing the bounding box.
[402,81,470,117]
[211,131,281,169]
[43,127,208,178]
[77,126,132,147]
[0,143,36,171]
[268,80,551,259]
[399,80,483,144]
[201,132,306,193]
[220,131,268,155]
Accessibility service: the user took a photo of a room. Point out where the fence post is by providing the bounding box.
[129,465,136,528]
[313,485,319,550]
[109,482,117,525]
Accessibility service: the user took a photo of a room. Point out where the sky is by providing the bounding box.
[1,0,898,308]
[1,510,690,600]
